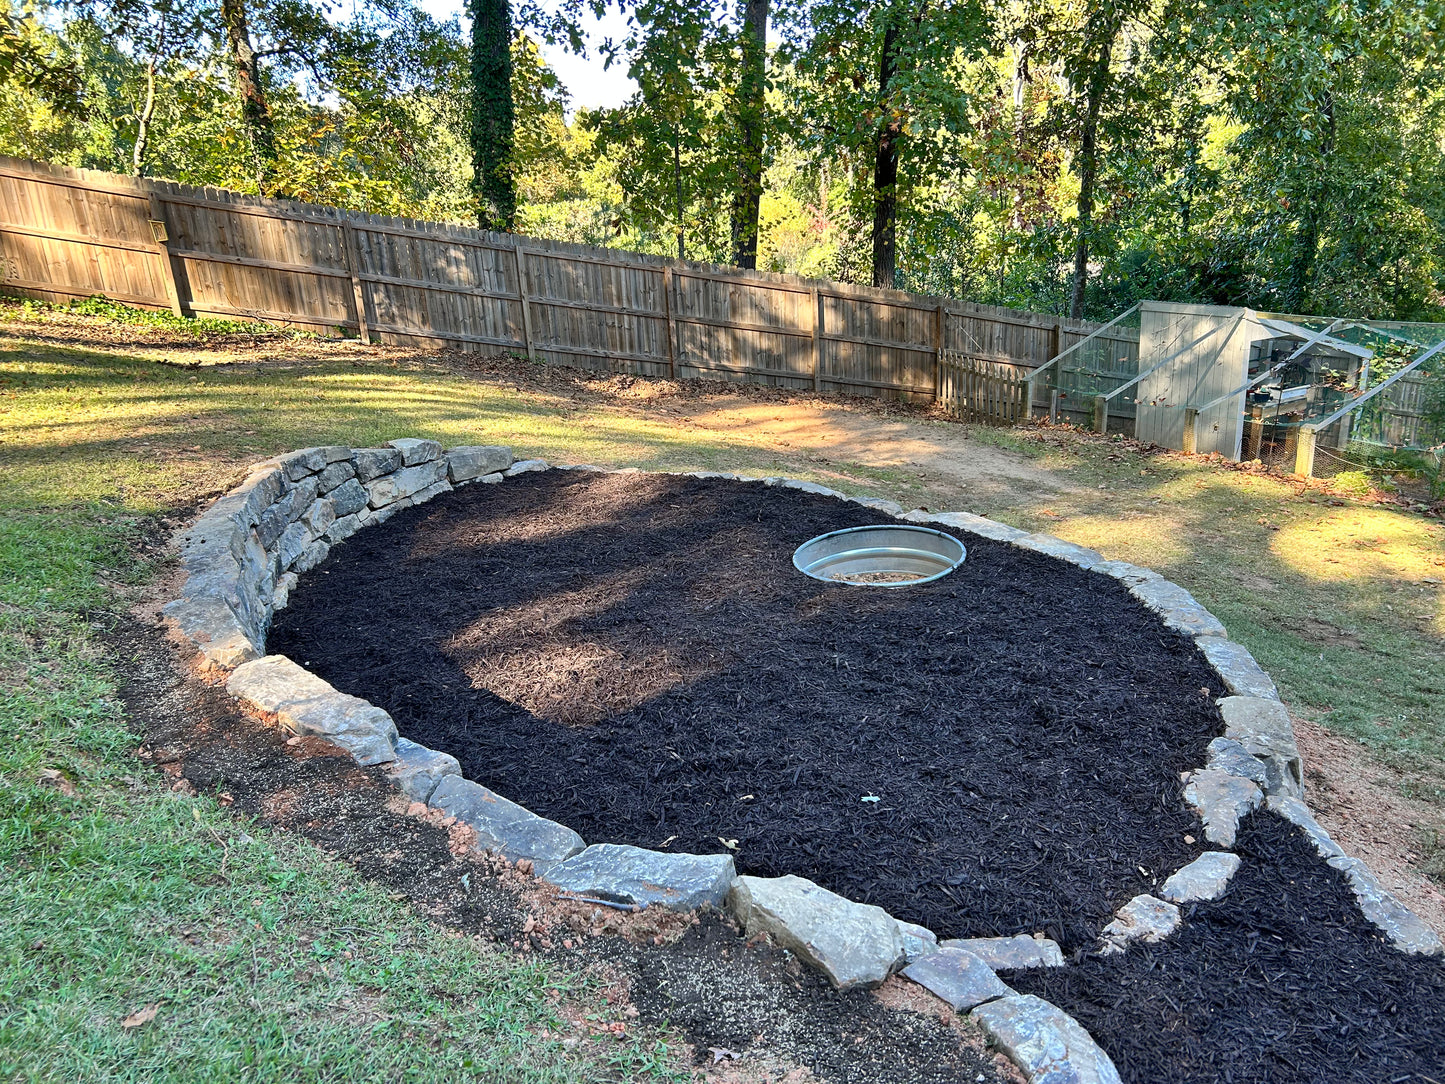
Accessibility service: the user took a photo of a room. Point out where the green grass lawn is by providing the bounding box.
[2,297,1443,1076]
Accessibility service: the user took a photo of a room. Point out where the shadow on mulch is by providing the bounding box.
[270,470,1223,950]
[112,616,1015,1084]
[1005,813,1445,1084]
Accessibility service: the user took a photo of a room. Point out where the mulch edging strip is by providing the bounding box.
[162,438,1444,1084]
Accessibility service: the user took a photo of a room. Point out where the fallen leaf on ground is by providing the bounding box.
[37,769,76,797]
[121,1004,157,1029]
[710,1047,740,1064]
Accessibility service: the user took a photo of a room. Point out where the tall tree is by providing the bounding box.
[729,0,767,268]
[219,0,276,189]
[469,0,516,230]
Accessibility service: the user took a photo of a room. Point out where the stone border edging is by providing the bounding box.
[162,439,1443,1084]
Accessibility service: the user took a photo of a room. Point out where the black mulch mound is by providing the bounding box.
[271,470,1225,949]
[1005,813,1445,1083]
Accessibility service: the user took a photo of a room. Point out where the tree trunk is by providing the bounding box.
[729,0,768,269]
[469,0,516,231]
[220,0,276,191]
[1069,12,1122,320]
[132,56,158,176]
[872,14,902,289]
[673,131,686,260]
[1286,89,1335,313]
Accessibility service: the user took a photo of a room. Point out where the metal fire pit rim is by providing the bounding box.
[792,523,967,588]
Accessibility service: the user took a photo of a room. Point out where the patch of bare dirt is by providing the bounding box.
[1291,714,1445,937]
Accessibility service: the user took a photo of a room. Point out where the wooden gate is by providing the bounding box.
[937,351,1032,424]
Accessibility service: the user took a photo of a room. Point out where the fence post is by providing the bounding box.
[145,192,184,318]
[339,221,370,343]
[662,266,677,380]
[933,303,944,403]
[811,287,822,393]
[1049,389,1060,424]
[1092,394,1108,434]
[1182,408,1199,454]
[513,239,536,361]
[1294,425,1317,476]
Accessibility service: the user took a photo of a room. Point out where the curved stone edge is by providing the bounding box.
[162,447,1438,1084]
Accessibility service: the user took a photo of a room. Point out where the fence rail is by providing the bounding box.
[0,156,1120,403]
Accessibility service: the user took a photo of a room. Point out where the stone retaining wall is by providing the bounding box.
[164,439,1443,1084]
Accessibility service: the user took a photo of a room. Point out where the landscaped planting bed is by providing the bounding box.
[269,468,1220,950]
[163,438,1445,1084]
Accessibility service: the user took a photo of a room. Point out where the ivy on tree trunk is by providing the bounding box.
[872,13,901,290]
[469,0,516,231]
[730,0,768,270]
[220,0,276,192]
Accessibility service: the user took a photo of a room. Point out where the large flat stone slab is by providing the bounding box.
[903,509,1029,542]
[1265,795,1344,859]
[1129,579,1227,638]
[972,994,1122,1084]
[366,460,447,508]
[1198,638,1279,700]
[940,935,1065,970]
[1014,533,1106,570]
[1205,736,1270,788]
[388,437,442,465]
[226,655,397,765]
[385,738,461,802]
[162,595,261,670]
[430,776,584,866]
[543,844,735,910]
[1220,695,1303,797]
[729,874,904,990]
[352,447,403,481]
[897,920,938,962]
[1183,769,1263,848]
[1158,852,1242,903]
[902,946,1011,1011]
[447,445,513,482]
[1326,855,1444,956]
[1100,894,1180,953]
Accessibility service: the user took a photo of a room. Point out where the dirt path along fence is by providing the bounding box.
[0,156,1123,411]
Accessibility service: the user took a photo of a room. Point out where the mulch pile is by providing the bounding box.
[271,470,1223,949]
[1006,813,1445,1083]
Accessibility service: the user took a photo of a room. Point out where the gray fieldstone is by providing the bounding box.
[410,479,453,506]
[301,497,336,538]
[352,447,403,481]
[902,509,1030,543]
[902,946,1011,1011]
[682,470,739,480]
[256,505,287,549]
[318,445,352,463]
[276,521,310,571]
[543,844,735,910]
[360,501,407,529]
[1100,894,1181,952]
[162,595,260,670]
[316,460,357,494]
[1183,769,1263,848]
[1198,638,1279,700]
[1205,736,1270,788]
[325,513,363,545]
[473,472,504,485]
[429,776,584,866]
[897,920,939,962]
[294,539,330,574]
[1129,578,1228,639]
[366,460,447,508]
[1220,696,1303,797]
[1159,851,1242,904]
[941,934,1066,970]
[272,571,299,612]
[237,468,284,519]
[388,437,443,466]
[447,445,513,482]
[280,447,327,480]
[1014,533,1107,570]
[384,738,461,802]
[282,476,320,522]
[776,478,845,498]
[728,874,905,990]
[1326,855,1445,956]
[1265,795,1344,859]
[503,458,549,476]
[972,994,1123,1084]
[226,655,397,765]
[1092,559,1161,586]
[328,478,368,518]
[849,496,905,516]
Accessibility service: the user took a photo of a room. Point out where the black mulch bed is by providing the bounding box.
[270,470,1226,949]
[1005,813,1445,1084]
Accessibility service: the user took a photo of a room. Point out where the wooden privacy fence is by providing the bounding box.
[0,156,1121,406]
[937,352,1031,425]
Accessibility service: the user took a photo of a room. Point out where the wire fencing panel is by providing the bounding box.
[0,155,1118,404]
